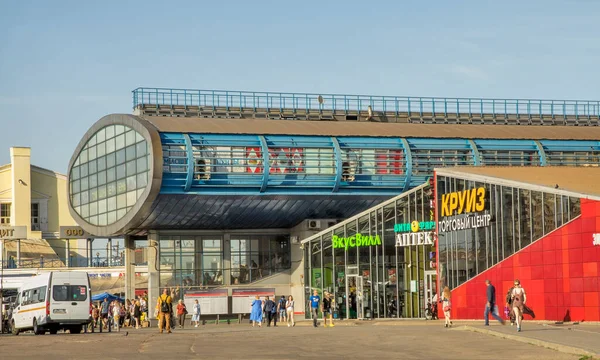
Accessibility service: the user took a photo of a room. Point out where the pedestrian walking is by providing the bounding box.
[192,299,201,327]
[250,295,263,327]
[441,286,452,328]
[112,301,121,332]
[511,279,527,332]
[263,296,275,327]
[309,290,320,328]
[271,298,278,327]
[176,299,187,329]
[322,292,334,327]
[157,288,173,334]
[278,295,287,324]
[484,280,506,326]
[91,304,100,330]
[100,298,110,330]
[133,300,141,329]
[286,295,295,327]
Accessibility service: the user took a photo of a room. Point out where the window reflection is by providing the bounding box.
[438,175,580,290]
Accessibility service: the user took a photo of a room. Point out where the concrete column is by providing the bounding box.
[124,236,136,300]
[16,239,21,268]
[223,233,231,286]
[65,239,70,267]
[87,239,92,267]
[10,147,32,239]
[147,231,159,319]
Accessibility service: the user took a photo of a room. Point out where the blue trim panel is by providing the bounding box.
[159,133,600,196]
[183,134,194,191]
[259,135,269,192]
[332,137,342,193]
[467,139,481,165]
[400,138,412,191]
[533,140,547,166]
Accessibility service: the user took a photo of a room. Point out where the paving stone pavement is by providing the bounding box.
[0,321,589,359]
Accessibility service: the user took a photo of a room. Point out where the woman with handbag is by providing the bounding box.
[176,299,187,329]
[441,286,452,328]
[511,279,527,332]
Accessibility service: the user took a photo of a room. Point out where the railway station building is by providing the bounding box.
[38,88,600,319]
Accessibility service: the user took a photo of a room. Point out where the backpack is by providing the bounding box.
[160,296,171,313]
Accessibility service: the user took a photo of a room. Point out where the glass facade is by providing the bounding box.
[303,183,436,319]
[69,125,150,226]
[436,175,581,291]
[158,234,290,289]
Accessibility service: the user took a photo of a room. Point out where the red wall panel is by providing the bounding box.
[446,198,600,321]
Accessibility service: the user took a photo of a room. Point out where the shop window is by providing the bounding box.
[531,191,544,241]
[0,203,10,224]
[31,203,40,231]
[518,189,532,250]
[543,193,556,235]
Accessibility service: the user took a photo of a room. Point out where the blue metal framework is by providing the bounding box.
[133,87,600,120]
[159,132,600,196]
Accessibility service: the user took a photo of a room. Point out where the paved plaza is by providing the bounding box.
[1,320,597,359]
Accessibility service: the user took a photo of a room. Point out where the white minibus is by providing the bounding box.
[11,272,91,335]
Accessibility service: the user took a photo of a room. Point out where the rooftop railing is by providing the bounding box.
[132,87,600,119]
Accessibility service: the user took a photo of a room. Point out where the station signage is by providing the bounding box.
[332,233,382,250]
[60,226,92,239]
[0,226,27,240]
[394,220,434,247]
[440,187,486,217]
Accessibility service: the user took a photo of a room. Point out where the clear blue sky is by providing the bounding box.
[1,0,599,173]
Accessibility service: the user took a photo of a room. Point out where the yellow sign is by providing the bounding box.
[60,226,91,239]
[441,187,486,217]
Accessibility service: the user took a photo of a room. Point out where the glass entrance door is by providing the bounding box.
[345,274,364,319]
[423,270,437,310]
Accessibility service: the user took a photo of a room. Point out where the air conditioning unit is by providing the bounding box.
[194,159,211,180]
[290,236,300,244]
[308,220,321,230]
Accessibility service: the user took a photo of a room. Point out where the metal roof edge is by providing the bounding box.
[300,181,430,244]
[434,168,600,201]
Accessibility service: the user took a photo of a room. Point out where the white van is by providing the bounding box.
[11,272,91,335]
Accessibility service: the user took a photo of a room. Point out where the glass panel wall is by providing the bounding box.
[159,234,290,289]
[437,175,581,290]
[304,183,434,319]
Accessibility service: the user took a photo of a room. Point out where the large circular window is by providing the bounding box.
[69,125,150,226]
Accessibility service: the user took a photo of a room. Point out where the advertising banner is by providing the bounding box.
[231,288,275,314]
[184,289,228,315]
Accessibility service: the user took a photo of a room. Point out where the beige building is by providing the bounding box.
[0,147,82,268]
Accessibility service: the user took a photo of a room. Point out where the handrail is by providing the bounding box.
[132,87,600,118]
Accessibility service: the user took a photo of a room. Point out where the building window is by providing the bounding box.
[0,203,10,224]
[69,125,150,226]
[230,235,290,285]
[31,203,40,230]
